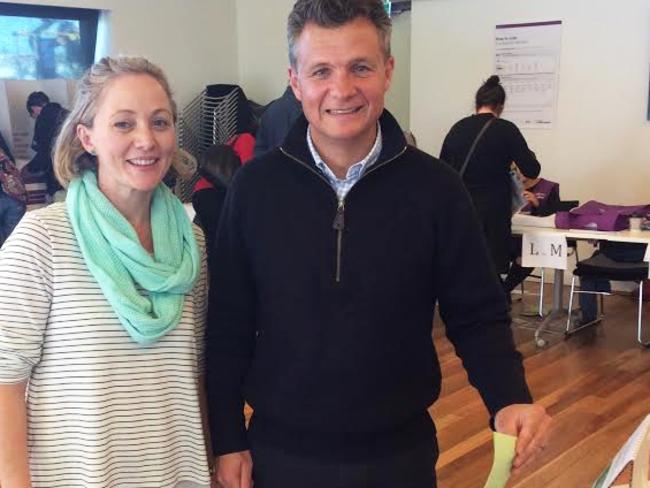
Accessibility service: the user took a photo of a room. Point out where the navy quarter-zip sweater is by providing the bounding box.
[206,111,532,460]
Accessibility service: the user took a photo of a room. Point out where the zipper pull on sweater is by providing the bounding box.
[333,200,345,231]
[333,200,345,283]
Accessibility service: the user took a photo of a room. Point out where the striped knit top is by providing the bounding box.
[0,203,211,488]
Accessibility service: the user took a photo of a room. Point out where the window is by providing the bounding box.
[384,1,411,17]
[0,3,99,80]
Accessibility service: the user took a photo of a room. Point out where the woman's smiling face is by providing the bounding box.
[77,73,176,204]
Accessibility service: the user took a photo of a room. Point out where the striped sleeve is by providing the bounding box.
[0,213,53,383]
[193,226,208,375]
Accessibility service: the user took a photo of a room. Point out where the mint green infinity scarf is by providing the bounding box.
[67,171,200,345]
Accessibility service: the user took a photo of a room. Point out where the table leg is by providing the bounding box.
[535,268,565,347]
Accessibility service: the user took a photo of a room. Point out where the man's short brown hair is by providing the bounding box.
[287,0,392,69]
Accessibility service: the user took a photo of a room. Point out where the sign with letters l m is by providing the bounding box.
[521,233,568,270]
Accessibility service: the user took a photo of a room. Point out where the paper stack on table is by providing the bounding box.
[512,213,557,228]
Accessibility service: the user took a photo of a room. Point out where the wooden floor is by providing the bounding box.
[432,285,650,488]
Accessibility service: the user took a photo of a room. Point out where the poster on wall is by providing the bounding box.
[495,20,562,129]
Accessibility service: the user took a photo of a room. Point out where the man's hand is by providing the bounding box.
[214,450,253,488]
[522,190,539,208]
[495,403,551,473]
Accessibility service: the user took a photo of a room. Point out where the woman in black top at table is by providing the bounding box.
[440,75,540,274]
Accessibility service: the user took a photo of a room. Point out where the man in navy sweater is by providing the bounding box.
[253,86,303,159]
[206,1,551,487]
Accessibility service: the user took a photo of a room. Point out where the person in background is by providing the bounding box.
[0,148,26,247]
[24,91,68,196]
[0,56,211,488]
[503,171,560,295]
[440,75,540,276]
[206,1,551,487]
[228,133,256,164]
[0,129,14,163]
[253,85,303,158]
[518,173,560,216]
[192,143,241,264]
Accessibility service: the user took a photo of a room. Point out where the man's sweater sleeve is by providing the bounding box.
[205,179,256,455]
[434,170,532,418]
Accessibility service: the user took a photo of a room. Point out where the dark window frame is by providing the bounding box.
[0,2,99,76]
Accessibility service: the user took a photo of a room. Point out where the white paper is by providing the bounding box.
[598,414,650,488]
[495,21,562,129]
[521,233,568,270]
[512,213,556,229]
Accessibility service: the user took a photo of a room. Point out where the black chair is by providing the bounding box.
[565,252,649,346]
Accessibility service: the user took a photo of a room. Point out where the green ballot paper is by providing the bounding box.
[484,432,517,488]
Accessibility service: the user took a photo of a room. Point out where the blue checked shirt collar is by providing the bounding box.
[307,123,383,201]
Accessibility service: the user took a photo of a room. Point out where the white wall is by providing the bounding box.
[0,82,12,156]
[235,0,412,128]
[385,11,411,129]
[6,0,239,109]
[412,0,650,207]
[235,0,295,105]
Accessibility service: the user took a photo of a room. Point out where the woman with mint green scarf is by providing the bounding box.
[0,57,213,488]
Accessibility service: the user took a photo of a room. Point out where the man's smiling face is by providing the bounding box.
[289,17,394,152]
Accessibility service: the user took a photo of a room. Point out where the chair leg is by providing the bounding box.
[566,280,603,336]
[600,294,605,315]
[538,268,545,317]
[638,280,649,347]
[566,277,576,333]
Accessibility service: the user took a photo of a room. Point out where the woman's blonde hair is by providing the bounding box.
[53,56,177,188]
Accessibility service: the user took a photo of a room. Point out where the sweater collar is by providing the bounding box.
[280,109,407,170]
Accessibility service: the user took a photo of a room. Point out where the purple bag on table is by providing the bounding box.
[554,200,650,231]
